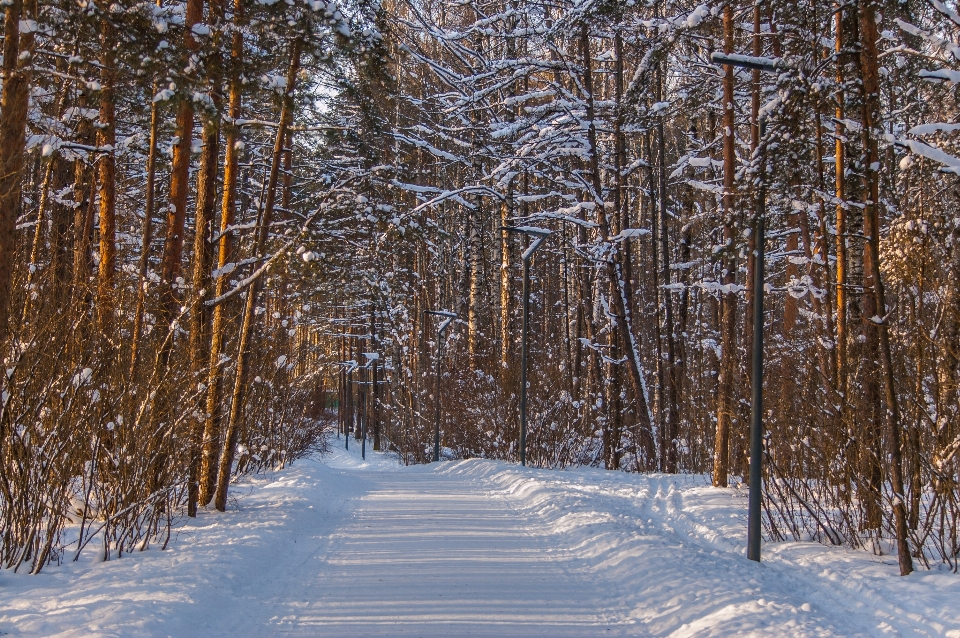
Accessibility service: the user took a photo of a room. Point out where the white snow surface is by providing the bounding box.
[2,441,958,637]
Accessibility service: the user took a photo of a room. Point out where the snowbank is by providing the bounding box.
[1,442,956,637]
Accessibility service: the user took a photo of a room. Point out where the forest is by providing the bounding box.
[0,0,958,579]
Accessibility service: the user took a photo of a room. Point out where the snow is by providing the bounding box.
[709,52,784,73]
[918,69,960,83]
[909,122,960,135]
[903,138,960,174]
[2,442,958,637]
[613,228,651,240]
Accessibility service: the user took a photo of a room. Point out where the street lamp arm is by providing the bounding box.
[501,225,552,260]
[425,310,457,335]
[522,235,548,261]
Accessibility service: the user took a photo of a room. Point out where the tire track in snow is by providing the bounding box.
[469,464,874,636]
[2,446,956,637]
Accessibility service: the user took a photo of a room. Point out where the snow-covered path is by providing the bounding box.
[290,468,623,635]
[2,441,958,637]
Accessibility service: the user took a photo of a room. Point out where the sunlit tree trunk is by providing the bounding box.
[214,36,303,511]
[0,0,36,348]
[835,3,850,406]
[159,0,203,323]
[96,17,117,345]
[201,0,243,506]
[713,3,738,488]
[187,0,224,517]
[858,0,912,575]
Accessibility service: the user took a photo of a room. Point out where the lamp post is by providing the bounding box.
[424,310,456,462]
[342,359,358,451]
[501,226,551,467]
[710,50,777,563]
[360,353,379,460]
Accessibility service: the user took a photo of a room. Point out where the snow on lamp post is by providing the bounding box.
[501,226,551,467]
[711,50,779,563]
[424,310,456,463]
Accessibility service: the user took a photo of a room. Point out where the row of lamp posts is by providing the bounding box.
[418,226,550,467]
[338,348,380,461]
[337,50,773,562]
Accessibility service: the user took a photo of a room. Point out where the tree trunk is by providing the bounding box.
[658,113,678,474]
[187,0,224,517]
[713,4,738,488]
[214,37,303,512]
[467,199,483,361]
[201,0,243,506]
[743,8,758,359]
[0,0,36,348]
[72,162,96,308]
[22,158,53,322]
[835,2,849,404]
[96,17,117,343]
[48,158,73,299]
[858,0,912,575]
[158,0,203,324]
[129,87,162,376]
[581,22,655,464]
[814,105,836,386]
[500,186,513,371]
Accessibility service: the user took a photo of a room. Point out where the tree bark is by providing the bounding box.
[0,0,36,348]
[22,157,53,321]
[158,0,203,324]
[500,186,513,371]
[835,2,850,404]
[96,16,117,343]
[858,0,912,575]
[713,4,738,488]
[744,2,761,385]
[581,23,655,464]
[214,36,302,512]
[201,0,243,506]
[657,103,678,473]
[129,87,161,376]
[48,158,73,299]
[187,0,224,517]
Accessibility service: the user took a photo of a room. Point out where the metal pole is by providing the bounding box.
[747,119,766,563]
[434,336,442,462]
[342,360,358,452]
[372,356,379,451]
[711,52,777,563]
[520,254,529,466]
[424,310,455,463]
[362,365,367,460]
[501,226,549,468]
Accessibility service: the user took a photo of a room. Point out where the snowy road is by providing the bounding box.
[287,469,625,635]
[2,442,958,637]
